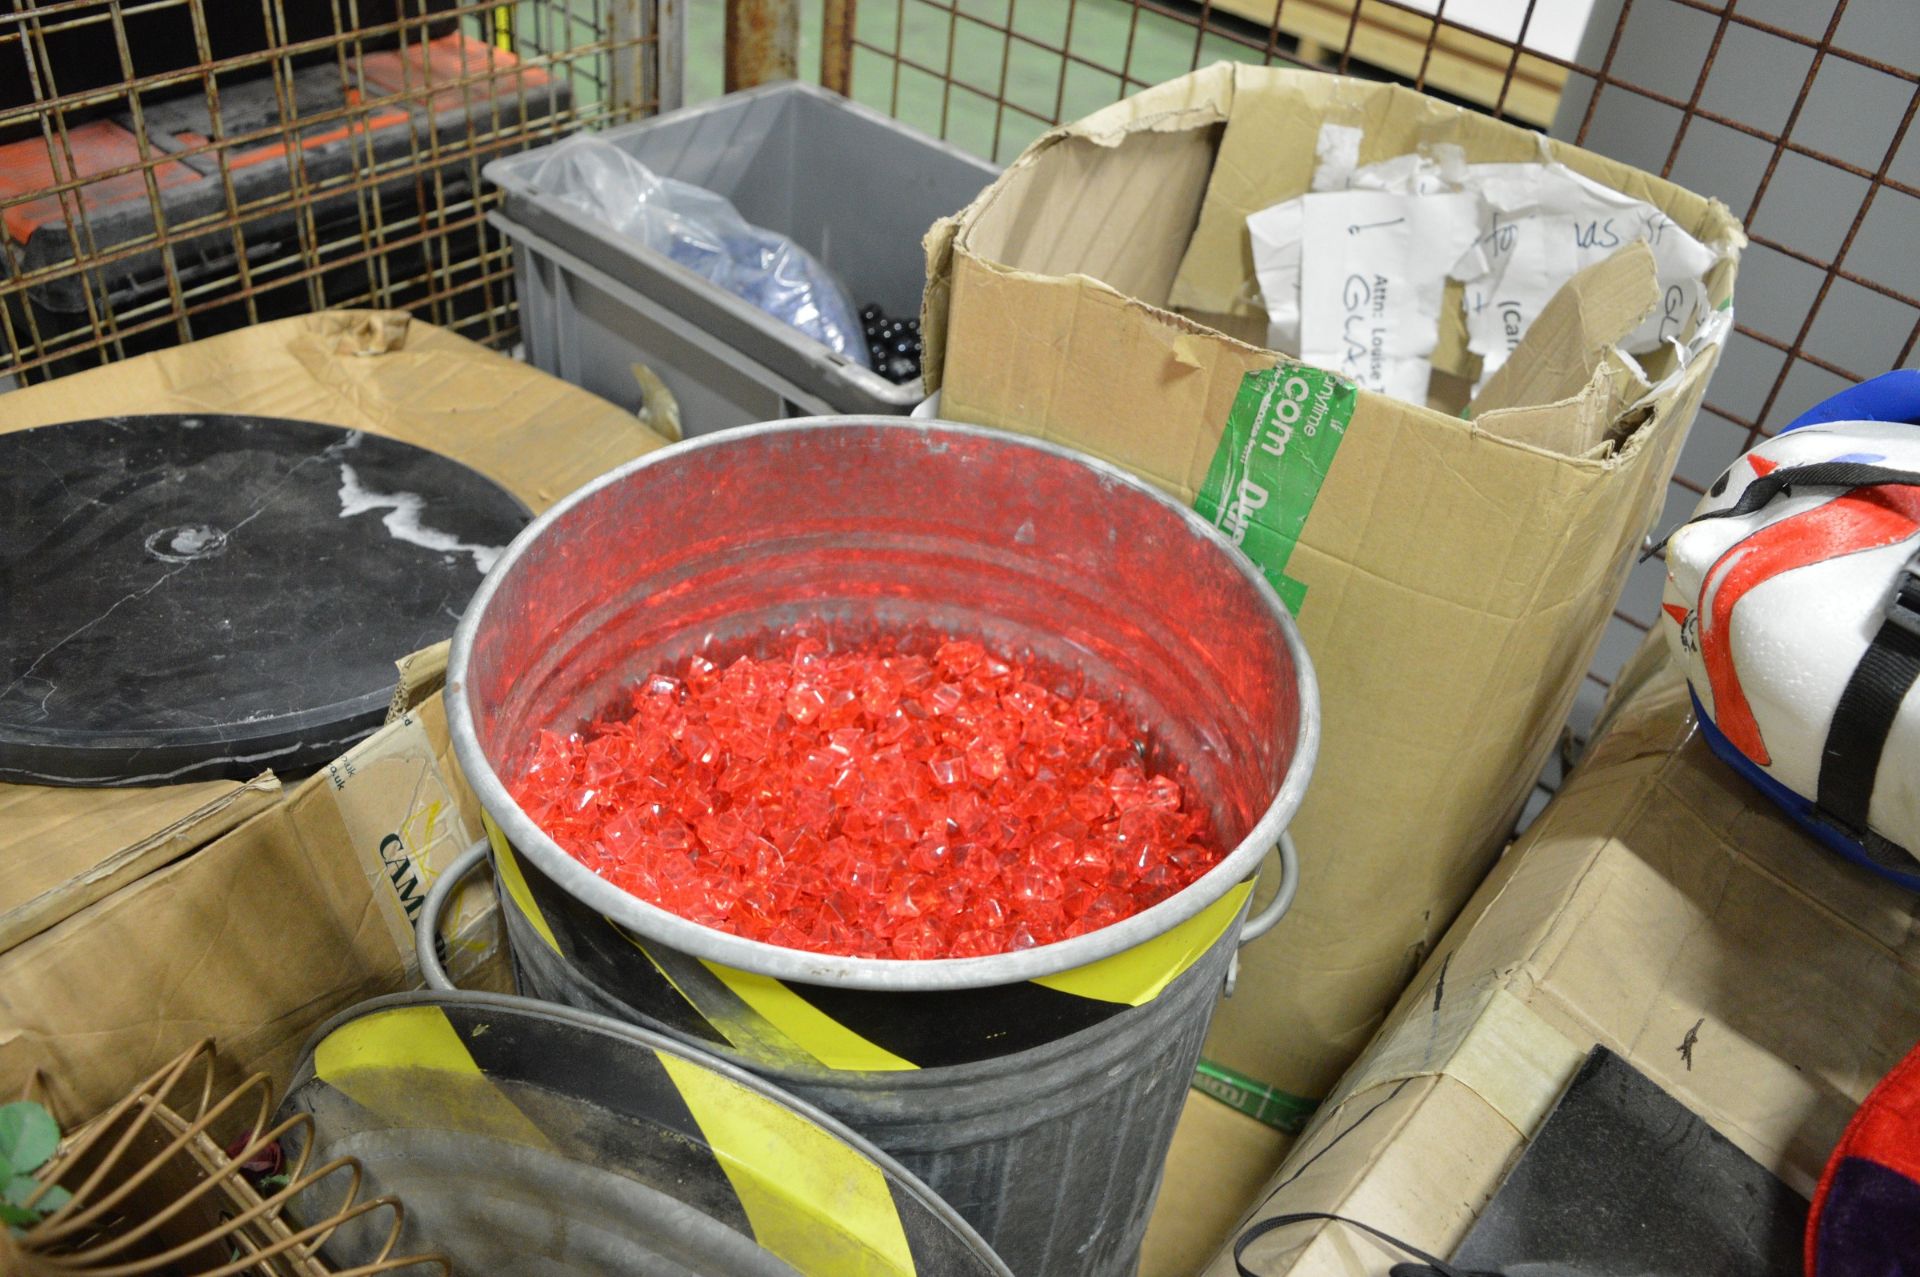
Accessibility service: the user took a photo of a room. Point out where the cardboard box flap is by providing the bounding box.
[921,62,1236,392]
[959,127,1221,307]
[1473,357,1645,462]
[1468,243,1660,421]
[0,773,281,952]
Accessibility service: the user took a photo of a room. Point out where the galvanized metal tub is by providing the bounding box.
[446,418,1318,1277]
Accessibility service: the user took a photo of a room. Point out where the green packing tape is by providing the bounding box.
[1191,1059,1320,1133]
[1193,362,1357,615]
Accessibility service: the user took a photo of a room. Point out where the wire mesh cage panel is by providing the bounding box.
[815,0,1918,804]
[0,0,672,385]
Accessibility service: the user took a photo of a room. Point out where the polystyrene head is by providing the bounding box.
[1662,373,1920,887]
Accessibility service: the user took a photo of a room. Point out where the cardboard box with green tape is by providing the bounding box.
[922,63,1745,1108]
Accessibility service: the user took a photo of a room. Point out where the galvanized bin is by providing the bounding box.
[445,418,1319,1277]
[484,82,1000,430]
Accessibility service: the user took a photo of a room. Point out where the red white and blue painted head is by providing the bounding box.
[1661,370,1920,889]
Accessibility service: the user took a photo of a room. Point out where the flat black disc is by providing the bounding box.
[0,414,529,786]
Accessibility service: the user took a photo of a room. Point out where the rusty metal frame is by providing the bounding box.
[725,0,800,92]
[0,0,664,384]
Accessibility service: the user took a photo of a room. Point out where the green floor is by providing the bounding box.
[683,0,1274,163]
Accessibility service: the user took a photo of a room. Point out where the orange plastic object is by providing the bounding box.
[361,31,549,109]
[0,119,199,246]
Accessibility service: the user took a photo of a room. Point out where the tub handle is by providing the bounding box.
[1236,831,1301,947]
[416,839,492,992]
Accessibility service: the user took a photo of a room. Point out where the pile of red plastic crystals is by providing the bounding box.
[511,633,1224,960]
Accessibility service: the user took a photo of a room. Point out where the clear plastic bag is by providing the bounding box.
[531,137,871,368]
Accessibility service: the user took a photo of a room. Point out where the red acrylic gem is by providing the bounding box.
[511,631,1224,960]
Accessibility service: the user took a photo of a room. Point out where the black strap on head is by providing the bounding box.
[1816,547,1920,859]
[1642,461,1920,562]
[1234,1211,1505,1277]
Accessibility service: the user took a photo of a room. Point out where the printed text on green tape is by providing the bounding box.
[1192,1058,1319,1133]
[1193,363,1356,614]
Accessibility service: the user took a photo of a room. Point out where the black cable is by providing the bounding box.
[1233,1210,1505,1277]
[1642,461,1920,561]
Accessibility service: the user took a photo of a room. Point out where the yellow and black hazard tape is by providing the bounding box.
[487,816,1252,1075]
[303,996,1000,1276]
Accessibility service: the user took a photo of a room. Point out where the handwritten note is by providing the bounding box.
[1297,190,1484,403]
[1456,162,1719,386]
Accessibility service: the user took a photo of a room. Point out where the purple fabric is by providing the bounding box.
[1815,1157,1920,1277]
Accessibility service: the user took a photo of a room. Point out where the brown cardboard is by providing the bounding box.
[1208,643,1920,1275]
[922,65,1744,1104]
[0,775,279,952]
[290,690,501,981]
[0,311,668,959]
[0,687,508,1123]
[1143,1092,1296,1277]
[1466,244,1657,420]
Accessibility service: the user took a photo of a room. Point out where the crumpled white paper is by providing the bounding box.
[1455,161,1719,382]
[1248,125,1726,402]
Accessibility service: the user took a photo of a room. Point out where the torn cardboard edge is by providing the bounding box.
[1468,242,1658,418]
[388,639,452,723]
[936,260,1693,482]
[948,249,1710,484]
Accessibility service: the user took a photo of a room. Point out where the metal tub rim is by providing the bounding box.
[446,416,1319,992]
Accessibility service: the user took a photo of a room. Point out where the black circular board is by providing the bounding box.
[0,414,530,786]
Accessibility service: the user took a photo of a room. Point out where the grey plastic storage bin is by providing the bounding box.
[485,81,1000,430]
[492,210,837,432]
